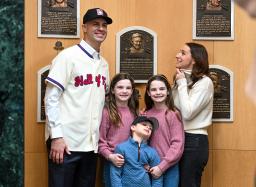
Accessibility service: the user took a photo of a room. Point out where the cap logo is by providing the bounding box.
[96,9,104,15]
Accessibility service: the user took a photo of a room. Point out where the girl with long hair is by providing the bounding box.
[98,73,139,187]
[144,74,184,187]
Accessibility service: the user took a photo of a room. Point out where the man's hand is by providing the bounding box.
[49,138,71,164]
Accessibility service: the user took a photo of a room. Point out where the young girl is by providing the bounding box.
[144,74,184,187]
[98,73,139,187]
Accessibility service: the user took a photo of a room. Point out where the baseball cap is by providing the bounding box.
[83,8,112,24]
[132,116,159,132]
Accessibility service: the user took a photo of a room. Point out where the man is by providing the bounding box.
[44,8,112,187]
[234,0,256,105]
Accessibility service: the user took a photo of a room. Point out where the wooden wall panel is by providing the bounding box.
[25,1,256,187]
[212,6,256,151]
[25,153,48,187]
[213,150,256,187]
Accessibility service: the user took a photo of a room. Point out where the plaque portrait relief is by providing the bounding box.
[49,0,68,8]
[209,65,233,122]
[193,0,234,40]
[38,0,80,38]
[116,26,157,83]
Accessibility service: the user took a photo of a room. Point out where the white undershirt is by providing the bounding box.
[45,84,63,139]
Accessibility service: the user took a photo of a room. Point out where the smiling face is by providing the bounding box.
[131,121,153,140]
[132,36,142,50]
[147,80,168,105]
[112,79,133,106]
[175,45,195,70]
[82,18,108,49]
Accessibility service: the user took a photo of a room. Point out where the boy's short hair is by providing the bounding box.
[132,116,159,131]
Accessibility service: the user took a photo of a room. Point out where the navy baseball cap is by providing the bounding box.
[132,116,159,132]
[83,8,112,24]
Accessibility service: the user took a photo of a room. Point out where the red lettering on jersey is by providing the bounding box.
[74,75,84,87]
[95,74,101,87]
[84,74,93,85]
[74,74,106,88]
[102,76,106,91]
[74,74,93,87]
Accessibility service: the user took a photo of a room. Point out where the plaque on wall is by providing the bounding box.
[116,26,157,83]
[192,0,234,40]
[209,65,233,122]
[38,0,80,38]
[37,65,50,123]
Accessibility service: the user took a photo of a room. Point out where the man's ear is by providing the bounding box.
[82,24,87,33]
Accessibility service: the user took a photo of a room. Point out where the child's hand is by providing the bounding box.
[149,166,163,179]
[108,153,124,167]
[143,164,150,172]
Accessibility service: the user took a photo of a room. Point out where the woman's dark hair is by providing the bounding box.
[186,42,210,89]
[106,73,139,127]
[144,74,175,111]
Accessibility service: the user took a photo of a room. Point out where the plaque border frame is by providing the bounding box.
[116,26,157,83]
[192,0,234,40]
[37,0,80,38]
[210,65,234,122]
[37,65,50,123]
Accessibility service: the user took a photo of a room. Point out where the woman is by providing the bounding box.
[172,42,214,187]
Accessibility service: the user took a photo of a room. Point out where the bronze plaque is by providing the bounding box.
[193,0,234,40]
[209,65,233,122]
[37,66,50,123]
[38,0,80,38]
[116,27,157,83]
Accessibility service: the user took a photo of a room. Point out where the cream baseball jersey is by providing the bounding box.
[45,40,109,152]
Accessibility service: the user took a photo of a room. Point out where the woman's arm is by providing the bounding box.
[176,77,213,120]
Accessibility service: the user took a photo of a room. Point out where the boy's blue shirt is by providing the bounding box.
[110,137,163,187]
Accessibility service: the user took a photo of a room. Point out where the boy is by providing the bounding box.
[110,116,163,187]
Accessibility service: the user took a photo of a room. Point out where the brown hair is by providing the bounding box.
[144,74,175,111]
[186,42,210,89]
[106,73,139,127]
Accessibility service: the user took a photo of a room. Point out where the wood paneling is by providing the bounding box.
[25,1,256,187]
[212,6,256,151]
[25,153,48,187]
[213,150,256,187]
